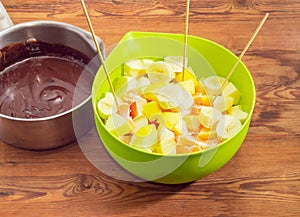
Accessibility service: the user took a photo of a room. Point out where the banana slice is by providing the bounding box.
[124,59,154,77]
[147,61,174,84]
[216,115,242,140]
[130,124,158,150]
[213,95,234,112]
[97,92,118,119]
[203,76,226,96]
[164,56,187,73]
[198,106,222,129]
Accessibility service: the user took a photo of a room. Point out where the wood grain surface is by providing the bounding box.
[0,0,299,216]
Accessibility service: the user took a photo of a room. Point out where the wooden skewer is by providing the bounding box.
[80,0,119,109]
[212,12,269,103]
[220,12,269,91]
[182,0,191,81]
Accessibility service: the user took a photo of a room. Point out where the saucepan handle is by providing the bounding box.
[0,1,13,31]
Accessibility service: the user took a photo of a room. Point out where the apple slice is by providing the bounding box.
[129,97,147,119]
[228,105,248,123]
[223,82,241,105]
[124,59,154,77]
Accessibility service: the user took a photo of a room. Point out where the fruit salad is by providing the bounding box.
[97,57,248,155]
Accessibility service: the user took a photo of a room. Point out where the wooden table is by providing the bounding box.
[1,0,299,216]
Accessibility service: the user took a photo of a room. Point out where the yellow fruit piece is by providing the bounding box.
[115,76,137,97]
[150,112,183,135]
[228,105,248,123]
[175,68,204,94]
[130,124,158,150]
[124,59,154,77]
[133,115,149,133]
[178,135,198,147]
[184,115,200,132]
[223,82,241,105]
[198,106,222,129]
[97,92,117,119]
[178,79,195,94]
[142,101,162,119]
[197,127,217,141]
[201,95,212,106]
[156,125,177,154]
[213,95,234,112]
[172,118,183,135]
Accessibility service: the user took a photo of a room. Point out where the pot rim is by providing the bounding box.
[0,20,98,122]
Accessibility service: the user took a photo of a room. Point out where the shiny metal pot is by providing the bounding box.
[0,20,104,150]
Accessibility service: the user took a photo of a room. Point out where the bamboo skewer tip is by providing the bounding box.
[80,0,119,109]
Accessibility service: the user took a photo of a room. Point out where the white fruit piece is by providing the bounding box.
[198,106,222,129]
[203,76,226,96]
[228,105,248,123]
[213,95,234,112]
[147,61,174,84]
[142,101,162,119]
[115,76,137,97]
[133,115,149,133]
[216,115,242,140]
[97,92,118,119]
[124,59,154,77]
[156,84,194,112]
[164,56,187,73]
[178,79,195,95]
[156,125,177,154]
[136,76,151,93]
[150,112,182,135]
[222,81,241,105]
[142,83,193,112]
[118,102,131,119]
[130,124,158,150]
[105,113,133,137]
[141,59,155,69]
[184,115,200,132]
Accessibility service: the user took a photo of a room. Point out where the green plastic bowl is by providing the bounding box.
[92,32,256,184]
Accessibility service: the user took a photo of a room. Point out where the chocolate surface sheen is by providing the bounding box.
[0,41,92,119]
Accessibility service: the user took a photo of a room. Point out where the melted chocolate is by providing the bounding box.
[0,41,93,119]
